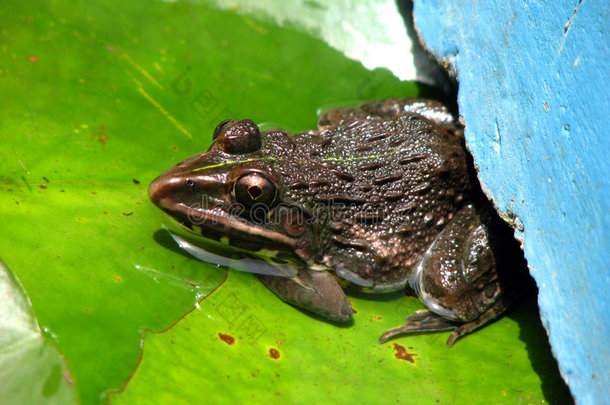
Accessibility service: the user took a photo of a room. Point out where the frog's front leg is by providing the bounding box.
[380,204,525,346]
[257,269,353,322]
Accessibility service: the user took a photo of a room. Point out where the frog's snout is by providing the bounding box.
[147,175,165,208]
[148,173,181,210]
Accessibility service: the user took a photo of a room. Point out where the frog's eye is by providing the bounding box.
[234,173,277,209]
[212,119,262,154]
[213,119,235,140]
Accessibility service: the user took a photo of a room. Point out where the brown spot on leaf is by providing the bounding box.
[218,333,235,345]
[39,184,47,189]
[269,348,280,359]
[98,126,108,144]
[62,370,73,386]
[393,343,417,363]
[349,300,358,314]
[90,126,108,145]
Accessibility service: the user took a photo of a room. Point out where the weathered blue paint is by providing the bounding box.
[414,1,609,404]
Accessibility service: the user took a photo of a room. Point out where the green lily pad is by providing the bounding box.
[111,270,567,404]
[0,260,77,404]
[0,0,569,403]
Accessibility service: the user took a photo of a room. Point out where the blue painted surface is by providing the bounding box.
[414,1,609,404]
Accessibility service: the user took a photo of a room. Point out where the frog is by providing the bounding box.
[148,98,527,346]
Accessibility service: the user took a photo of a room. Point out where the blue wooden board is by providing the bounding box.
[414,1,609,404]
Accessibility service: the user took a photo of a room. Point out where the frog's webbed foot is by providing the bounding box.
[443,297,511,346]
[379,296,510,347]
[256,269,352,323]
[378,310,457,344]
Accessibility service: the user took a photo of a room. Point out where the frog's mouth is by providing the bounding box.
[162,217,301,278]
[150,186,315,270]
[160,202,333,279]
[172,201,300,252]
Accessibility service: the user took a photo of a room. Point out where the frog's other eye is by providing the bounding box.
[212,119,262,154]
[234,173,277,209]
[185,178,194,187]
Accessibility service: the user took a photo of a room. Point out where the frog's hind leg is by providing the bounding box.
[380,205,527,347]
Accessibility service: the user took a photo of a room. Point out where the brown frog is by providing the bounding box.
[148,98,527,346]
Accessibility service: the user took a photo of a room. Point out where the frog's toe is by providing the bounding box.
[257,269,352,323]
[380,296,512,346]
[444,295,511,346]
[378,309,456,344]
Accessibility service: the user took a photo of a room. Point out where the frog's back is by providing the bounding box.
[264,106,473,291]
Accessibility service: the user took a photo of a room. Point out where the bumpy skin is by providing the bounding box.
[148,98,528,346]
[265,99,471,292]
